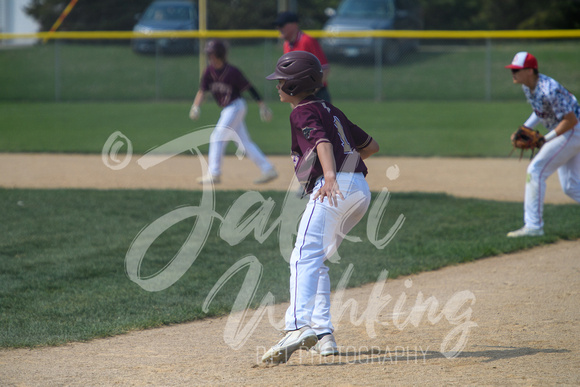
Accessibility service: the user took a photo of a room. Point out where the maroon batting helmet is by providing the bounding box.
[266,51,323,96]
[205,39,227,60]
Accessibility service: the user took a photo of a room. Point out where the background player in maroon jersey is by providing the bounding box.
[261,51,380,364]
[189,39,278,185]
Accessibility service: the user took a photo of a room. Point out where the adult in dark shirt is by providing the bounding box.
[274,11,331,102]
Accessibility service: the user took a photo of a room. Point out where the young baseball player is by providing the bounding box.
[189,39,278,185]
[261,51,380,363]
[505,51,580,237]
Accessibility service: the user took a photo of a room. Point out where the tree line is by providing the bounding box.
[26,0,580,33]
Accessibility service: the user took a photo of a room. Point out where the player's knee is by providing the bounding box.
[562,183,580,202]
[526,163,546,183]
[526,162,539,176]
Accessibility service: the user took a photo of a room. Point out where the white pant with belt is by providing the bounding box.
[208,98,274,177]
[285,172,371,335]
[524,124,580,229]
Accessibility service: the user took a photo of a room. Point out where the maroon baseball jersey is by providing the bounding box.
[290,95,373,193]
[200,63,252,107]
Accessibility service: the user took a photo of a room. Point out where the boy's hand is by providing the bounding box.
[313,178,344,207]
[189,105,200,120]
[259,103,273,122]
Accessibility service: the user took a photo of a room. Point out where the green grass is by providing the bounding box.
[0,100,530,156]
[1,188,578,347]
[0,43,201,101]
[1,39,579,349]
[1,40,579,102]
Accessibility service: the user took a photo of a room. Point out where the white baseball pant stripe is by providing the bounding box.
[285,172,371,335]
[208,98,274,177]
[524,124,580,229]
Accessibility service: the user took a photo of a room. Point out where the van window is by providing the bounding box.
[337,0,395,18]
[143,4,194,22]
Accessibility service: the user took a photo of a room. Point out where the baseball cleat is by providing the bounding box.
[254,169,278,184]
[507,226,544,237]
[196,174,220,184]
[261,326,318,364]
[311,333,339,356]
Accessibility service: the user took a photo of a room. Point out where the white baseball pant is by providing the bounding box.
[285,172,371,335]
[524,124,580,229]
[207,98,274,177]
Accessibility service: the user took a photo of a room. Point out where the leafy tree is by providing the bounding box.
[296,0,341,29]
[418,0,580,30]
[25,0,152,31]
[474,0,578,29]
[418,0,485,30]
[25,0,580,32]
[207,0,277,30]
[517,0,580,29]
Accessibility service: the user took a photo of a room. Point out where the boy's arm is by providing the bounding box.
[313,142,344,207]
[246,85,272,122]
[189,90,205,120]
[358,138,379,160]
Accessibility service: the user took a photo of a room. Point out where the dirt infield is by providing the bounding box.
[0,154,578,386]
[0,153,575,203]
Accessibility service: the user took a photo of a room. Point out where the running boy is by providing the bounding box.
[261,51,380,363]
[189,39,278,185]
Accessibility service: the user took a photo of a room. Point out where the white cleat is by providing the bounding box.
[254,169,278,184]
[507,226,544,238]
[311,333,339,356]
[261,326,318,364]
[196,174,220,184]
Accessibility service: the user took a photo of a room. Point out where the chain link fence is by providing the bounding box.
[1,33,579,102]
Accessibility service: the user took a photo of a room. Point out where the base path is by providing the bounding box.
[0,153,578,385]
[0,153,575,203]
[1,241,578,385]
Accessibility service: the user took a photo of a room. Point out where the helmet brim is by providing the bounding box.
[266,71,285,80]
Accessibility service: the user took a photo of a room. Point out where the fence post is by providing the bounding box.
[485,38,492,101]
[155,39,162,100]
[54,40,61,102]
[374,39,383,102]
[263,38,273,102]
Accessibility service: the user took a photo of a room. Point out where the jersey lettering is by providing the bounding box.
[334,116,353,153]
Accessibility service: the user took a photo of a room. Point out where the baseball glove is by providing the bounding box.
[510,125,545,159]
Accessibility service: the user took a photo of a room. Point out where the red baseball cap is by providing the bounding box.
[505,52,538,69]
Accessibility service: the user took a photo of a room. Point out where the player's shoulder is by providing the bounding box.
[538,73,558,87]
[203,65,213,76]
[318,99,350,119]
[300,31,316,42]
[291,100,316,117]
[291,97,322,120]
[302,33,324,49]
[539,74,564,94]
[296,97,331,113]
[224,63,242,74]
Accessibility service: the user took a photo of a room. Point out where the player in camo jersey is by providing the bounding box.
[189,39,278,185]
[261,51,380,364]
[505,52,580,237]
